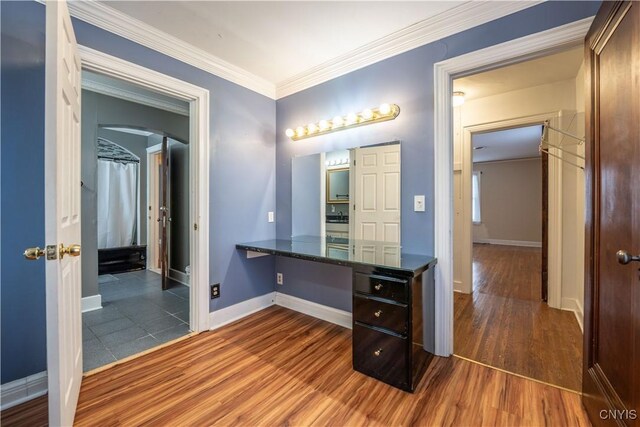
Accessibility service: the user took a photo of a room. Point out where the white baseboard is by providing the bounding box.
[81,294,102,313]
[561,297,584,332]
[169,268,190,287]
[474,238,542,248]
[274,293,352,330]
[209,292,276,330]
[0,371,47,411]
[208,291,352,332]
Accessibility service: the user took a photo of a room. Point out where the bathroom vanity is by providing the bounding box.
[236,236,436,392]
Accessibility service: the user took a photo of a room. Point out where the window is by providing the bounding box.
[472,171,481,224]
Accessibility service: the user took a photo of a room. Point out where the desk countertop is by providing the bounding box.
[236,235,437,276]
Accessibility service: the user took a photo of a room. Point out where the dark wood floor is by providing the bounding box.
[2,305,589,426]
[454,244,583,391]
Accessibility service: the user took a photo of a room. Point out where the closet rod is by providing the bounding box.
[539,147,584,170]
[543,120,585,143]
[97,156,139,164]
[540,142,585,160]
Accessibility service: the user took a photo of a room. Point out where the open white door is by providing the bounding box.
[45,0,83,425]
[353,144,401,264]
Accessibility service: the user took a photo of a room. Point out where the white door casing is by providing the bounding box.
[353,144,401,265]
[433,18,592,356]
[45,1,83,425]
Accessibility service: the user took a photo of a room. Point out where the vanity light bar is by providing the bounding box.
[285,103,400,141]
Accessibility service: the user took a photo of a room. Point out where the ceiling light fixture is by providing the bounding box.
[453,91,465,107]
[285,103,400,141]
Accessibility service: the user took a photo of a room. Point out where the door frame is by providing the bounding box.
[432,17,593,356]
[146,146,163,274]
[457,113,566,306]
[79,45,210,333]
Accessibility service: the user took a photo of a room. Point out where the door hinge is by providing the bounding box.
[194,223,198,231]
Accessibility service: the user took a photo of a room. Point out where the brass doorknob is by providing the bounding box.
[59,244,81,259]
[24,247,45,260]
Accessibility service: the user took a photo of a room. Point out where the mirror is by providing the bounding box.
[291,141,401,246]
[326,168,349,203]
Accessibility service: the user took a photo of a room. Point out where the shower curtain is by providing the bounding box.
[97,159,138,249]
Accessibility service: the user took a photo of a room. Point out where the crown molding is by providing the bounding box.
[67,1,544,100]
[275,1,543,99]
[82,78,190,116]
[67,0,277,99]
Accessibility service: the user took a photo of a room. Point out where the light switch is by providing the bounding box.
[414,195,425,212]
[268,211,275,223]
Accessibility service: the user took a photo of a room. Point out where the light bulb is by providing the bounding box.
[332,116,344,128]
[319,120,330,131]
[296,126,306,138]
[362,108,374,120]
[285,128,295,138]
[452,91,465,107]
[307,123,318,134]
[345,112,358,125]
[379,103,392,115]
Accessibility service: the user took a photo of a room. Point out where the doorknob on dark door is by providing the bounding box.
[616,250,640,265]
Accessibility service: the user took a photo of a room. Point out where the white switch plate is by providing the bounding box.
[414,195,425,212]
[268,211,275,222]
[276,272,283,285]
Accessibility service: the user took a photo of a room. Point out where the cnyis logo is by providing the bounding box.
[600,409,638,420]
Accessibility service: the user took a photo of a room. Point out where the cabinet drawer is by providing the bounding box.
[354,273,408,302]
[353,324,408,390]
[354,295,408,335]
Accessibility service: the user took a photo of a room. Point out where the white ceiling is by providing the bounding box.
[454,46,584,101]
[472,125,542,163]
[102,1,465,85]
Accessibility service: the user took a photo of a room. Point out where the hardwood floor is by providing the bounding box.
[454,244,583,391]
[2,305,589,426]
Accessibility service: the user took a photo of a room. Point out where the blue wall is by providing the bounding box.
[1,1,48,384]
[0,1,276,385]
[274,1,600,310]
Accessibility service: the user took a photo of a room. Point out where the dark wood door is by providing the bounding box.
[160,136,169,290]
[583,2,639,425]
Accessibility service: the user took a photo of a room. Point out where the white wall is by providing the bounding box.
[473,158,542,244]
[560,62,586,329]
[453,73,586,329]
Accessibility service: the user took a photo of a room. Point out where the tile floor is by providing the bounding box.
[82,270,190,372]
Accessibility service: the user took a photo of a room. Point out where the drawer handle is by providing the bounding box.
[374,283,383,291]
[374,310,383,318]
[374,348,383,357]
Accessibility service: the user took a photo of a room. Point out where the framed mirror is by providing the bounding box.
[326,168,349,203]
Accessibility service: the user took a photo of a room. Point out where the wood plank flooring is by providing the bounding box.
[2,305,589,426]
[454,244,583,391]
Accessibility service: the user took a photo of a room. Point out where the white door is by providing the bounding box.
[45,0,83,425]
[353,144,401,264]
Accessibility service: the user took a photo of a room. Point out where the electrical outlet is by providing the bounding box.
[268,211,275,223]
[414,195,426,212]
[210,283,220,299]
[276,272,283,285]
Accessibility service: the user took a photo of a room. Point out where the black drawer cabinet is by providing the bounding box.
[354,273,408,302]
[352,266,434,392]
[353,295,407,335]
[353,324,409,390]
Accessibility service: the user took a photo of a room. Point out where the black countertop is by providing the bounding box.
[236,235,437,276]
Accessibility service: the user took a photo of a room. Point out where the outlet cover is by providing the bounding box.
[210,283,220,299]
[276,272,283,285]
[268,211,275,223]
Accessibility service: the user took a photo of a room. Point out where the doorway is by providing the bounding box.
[80,74,193,371]
[449,48,587,390]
